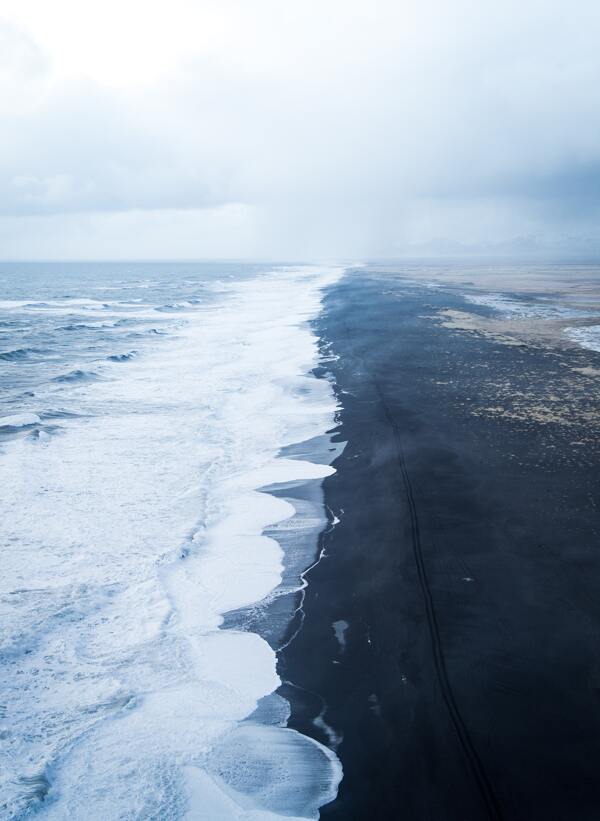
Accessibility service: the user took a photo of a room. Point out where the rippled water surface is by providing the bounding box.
[0,262,342,820]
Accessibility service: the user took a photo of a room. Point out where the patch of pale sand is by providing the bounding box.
[469,378,600,429]
[433,308,564,347]
[473,404,575,426]
[429,310,600,432]
[572,366,600,378]
[433,308,600,353]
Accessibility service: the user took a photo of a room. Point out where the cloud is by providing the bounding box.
[0,18,48,80]
[1,1,600,257]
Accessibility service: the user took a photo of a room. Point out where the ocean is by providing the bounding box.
[0,262,343,819]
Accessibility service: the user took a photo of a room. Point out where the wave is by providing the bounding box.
[39,409,82,420]
[0,265,346,819]
[126,327,167,336]
[28,298,109,309]
[0,300,33,309]
[58,323,101,332]
[128,327,167,336]
[107,351,138,362]
[52,369,102,384]
[14,770,51,808]
[113,318,141,327]
[58,320,126,331]
[0,412,41,429]
[154,301,194,312]
[0,347,41,362]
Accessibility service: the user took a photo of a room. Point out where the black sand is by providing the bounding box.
[280,269,600,821]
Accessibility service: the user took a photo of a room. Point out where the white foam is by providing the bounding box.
[463,291,596,320]
[564,324,600,353]
[0,265,344,819]
[332,620,349,652]
[0,411,41,428]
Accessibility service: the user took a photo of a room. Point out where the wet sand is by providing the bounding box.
[281,266,600,820]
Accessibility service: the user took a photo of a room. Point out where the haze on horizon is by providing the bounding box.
[1,0,600,260]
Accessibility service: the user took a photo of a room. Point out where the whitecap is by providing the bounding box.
[0,265,345,819]
[0,412,41,428]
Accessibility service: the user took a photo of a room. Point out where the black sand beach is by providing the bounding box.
[281,267,600,821]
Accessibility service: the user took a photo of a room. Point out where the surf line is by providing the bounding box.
[277,503,341,654]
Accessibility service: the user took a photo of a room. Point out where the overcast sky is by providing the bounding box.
[1,0,600,259]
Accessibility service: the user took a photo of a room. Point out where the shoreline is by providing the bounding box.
[221,435,346,817]
[207,273,346,818]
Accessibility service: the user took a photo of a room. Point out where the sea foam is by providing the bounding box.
[0,265,343,819]
[564,324,600,352]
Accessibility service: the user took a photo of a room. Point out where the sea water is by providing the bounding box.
[0,262,343,819]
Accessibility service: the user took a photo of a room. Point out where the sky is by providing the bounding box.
[1,0,600,259]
